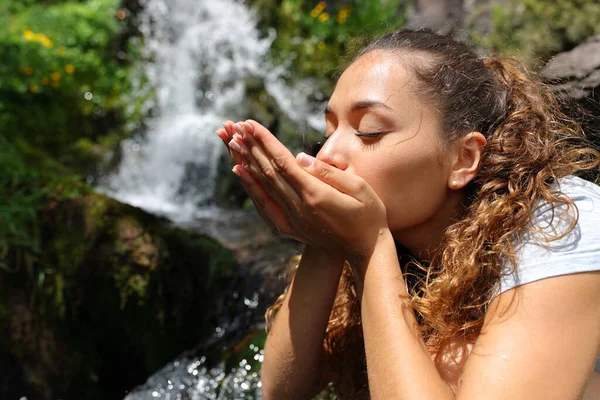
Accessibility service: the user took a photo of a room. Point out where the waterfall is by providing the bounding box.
[104,0,321,222]
[100,1,318,398]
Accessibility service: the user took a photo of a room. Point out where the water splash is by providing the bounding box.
[124,332,266,400]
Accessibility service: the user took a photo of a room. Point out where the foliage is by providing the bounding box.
[0,135,86,275]
[471,0,600,63]
[0,0,140,168]
[251,0,407,94]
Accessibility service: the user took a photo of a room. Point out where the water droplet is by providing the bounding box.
[131,142,141,152]
[502,354,509,361]
[152,391,161,398]
[84,92,93,100]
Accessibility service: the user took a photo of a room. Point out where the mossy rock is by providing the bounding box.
[0,193,238,400]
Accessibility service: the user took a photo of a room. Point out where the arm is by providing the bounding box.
[217,122,349,398]
[354,230,600,399]
[222,120,598,398]
[261,246,345,399]
[353,230,454,399]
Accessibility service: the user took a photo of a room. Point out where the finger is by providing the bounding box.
[223,120,236,142]
[242,120,313,193]
[232,165,292,234]
[234,123,303,213]
[296,152,373,201]
[227,133,247,166]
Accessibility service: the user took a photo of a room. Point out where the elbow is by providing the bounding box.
[260,368,323,400]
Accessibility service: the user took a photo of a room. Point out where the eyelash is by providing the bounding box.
[314,131,383,152]
[355,132,382,138]
[356,131,383,149]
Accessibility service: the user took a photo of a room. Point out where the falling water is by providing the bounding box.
[104,0,322,223]
[102,0,316,398]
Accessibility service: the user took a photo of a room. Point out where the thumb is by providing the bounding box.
[296,152,362,195]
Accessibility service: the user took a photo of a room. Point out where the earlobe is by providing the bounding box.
[448,132,487,190]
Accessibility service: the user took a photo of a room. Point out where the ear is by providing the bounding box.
[447,132,486,190]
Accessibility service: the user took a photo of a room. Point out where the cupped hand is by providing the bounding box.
[219,120,389,260]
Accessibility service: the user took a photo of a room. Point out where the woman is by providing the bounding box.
[216,29,600,399]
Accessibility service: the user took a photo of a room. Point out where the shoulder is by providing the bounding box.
[461,271,600,398]
[498,176,600,295]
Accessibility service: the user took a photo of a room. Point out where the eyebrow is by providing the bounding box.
[324,100,393,115]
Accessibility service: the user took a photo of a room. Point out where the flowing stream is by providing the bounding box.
[101,0,320,398]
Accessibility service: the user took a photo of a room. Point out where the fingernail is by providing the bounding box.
[234,123,245,138]
[232,165,240,176]
[297,152,314,167]
[243,121,255,135]
[228,139,242,153]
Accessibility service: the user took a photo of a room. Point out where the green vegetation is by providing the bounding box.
[0,0,141,169]
[471,0,600,63]
[252,0,407,94]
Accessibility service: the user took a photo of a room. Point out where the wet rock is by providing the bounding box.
[0,194,240,400]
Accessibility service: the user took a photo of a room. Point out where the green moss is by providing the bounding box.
[0,191,239,399]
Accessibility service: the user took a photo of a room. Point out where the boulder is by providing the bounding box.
[0,193,239,400]
[541,35,600,148]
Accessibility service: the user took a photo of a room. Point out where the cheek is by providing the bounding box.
[357,154,449,230]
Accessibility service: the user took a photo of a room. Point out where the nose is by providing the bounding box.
[316,131,349,171]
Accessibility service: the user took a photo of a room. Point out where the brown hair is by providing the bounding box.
[266,29,600,397]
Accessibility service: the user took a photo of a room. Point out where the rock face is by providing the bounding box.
[541,35,600,147]
[541,35,600,99]
[0,194,241,400]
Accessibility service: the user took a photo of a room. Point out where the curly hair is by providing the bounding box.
[266,29,600,397]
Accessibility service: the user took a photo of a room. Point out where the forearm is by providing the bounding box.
[355,230,453,400]
[261,245,345,399]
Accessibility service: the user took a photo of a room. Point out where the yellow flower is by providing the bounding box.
[336,6,351,24]
[23,29,35,41]
[28,84,39,93]
[40,77,49,86]
[40,37,54,48]
[51,72,61,81]
[310,1,326,18]
[318,12,330,22]
[20,66,34,76]
[317,41,326,50]
[64,64,75,74]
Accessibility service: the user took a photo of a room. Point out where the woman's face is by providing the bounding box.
[318,51,458,245]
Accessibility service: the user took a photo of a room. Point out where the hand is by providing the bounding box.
[222,120,389,260]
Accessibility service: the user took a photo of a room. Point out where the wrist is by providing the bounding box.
[301,245,346,271]
[346,228,396,282]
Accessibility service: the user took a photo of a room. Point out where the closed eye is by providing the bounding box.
[356,131,384,150]
[355,132,382,138]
